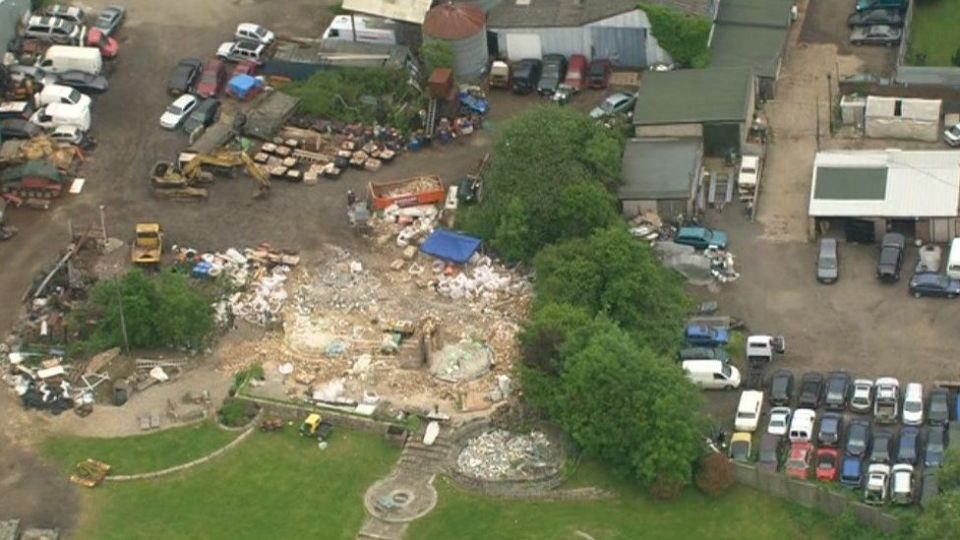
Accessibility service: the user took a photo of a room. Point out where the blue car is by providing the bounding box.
[684,324,730,347]
[909,273,960,298]
[674,227,729,250]
[840,455,863,488]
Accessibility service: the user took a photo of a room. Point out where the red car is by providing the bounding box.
[86,28,118,58]
[816,448,839,482]
[586,59,611,89]
[785,442,813,480]
[232,60,257,78]
[196,59,227,98]
[563,54,588,90]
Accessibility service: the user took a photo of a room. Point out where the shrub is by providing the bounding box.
[218,397,259,427]
[641,4,712,68]
[695,453,735,497]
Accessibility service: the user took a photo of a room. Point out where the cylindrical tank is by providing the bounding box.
[422,3,489,82]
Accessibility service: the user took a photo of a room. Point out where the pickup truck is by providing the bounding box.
[684,324,730,348]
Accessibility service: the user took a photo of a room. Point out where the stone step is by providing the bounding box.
[357,517,405,540]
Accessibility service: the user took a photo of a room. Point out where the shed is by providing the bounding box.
[242,91,301,140]
[619,138,704,220]
[808,150,960,243]
[632,67,756,156]
[420,229,482,264]
[709,0,792,100]
[864,96,942,142]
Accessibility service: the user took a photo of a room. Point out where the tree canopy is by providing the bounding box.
[421,41,454,76]
[641,4,712,68]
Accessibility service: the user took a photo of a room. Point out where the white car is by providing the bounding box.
[734,390,764,432]
[891,464,915,505]
[767,406,791,436]
[216,40,266,64]
[944,123,960,147]
[49,124,86,145]
[738,155,760,189]
[589,92,636,119]
[850,379,873,412]
[901,382,924,426]
[235,23,275,45]
[864,463,890,505]
[160,94,198,129]
[788,408,816,443]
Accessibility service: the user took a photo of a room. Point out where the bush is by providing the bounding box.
[285,68,417,125]
[649,475,685,500]
[218,397,259,427]
[695,453,735,497]
[641,4,712,68]
[421,41,454,76]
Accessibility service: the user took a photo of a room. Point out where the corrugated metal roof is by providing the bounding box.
[619,138,702,199]
[808,150,960,218]
[717,0,793,28]
[487,0,713,29]
[709,24,786,78]
[864,96,942,121]
[342,0,432,24]
[423,3,485,40]
[633,67,754,125]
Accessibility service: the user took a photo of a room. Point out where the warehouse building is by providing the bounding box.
[619,138,704,221]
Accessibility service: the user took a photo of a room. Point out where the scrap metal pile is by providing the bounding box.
[456,429,560,481]
[272,121,405,182]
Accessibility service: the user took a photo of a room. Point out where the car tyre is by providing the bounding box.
[914,292,921,298]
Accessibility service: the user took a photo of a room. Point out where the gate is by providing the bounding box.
[590,27,646,68]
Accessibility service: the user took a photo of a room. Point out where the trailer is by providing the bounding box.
[368,175,444,210]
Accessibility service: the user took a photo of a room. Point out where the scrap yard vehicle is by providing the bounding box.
[131,223,163,266]
[299,413,334,441]
[152,151,270,199]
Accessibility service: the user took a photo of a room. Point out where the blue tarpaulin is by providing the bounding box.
[227,75,261,100]
[420,230,482,265]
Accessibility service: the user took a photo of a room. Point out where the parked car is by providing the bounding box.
[235,23,275,46]
[43,4,85,23]
[902,383,924,425]
[196,59,227,98]
[850,379,874,412]
[876,233,905,281]
[944,123,960,147]
[768,369,794,406]
[840,455,864,488]
[850,25,901,46]
[786,442,813,480]
[846,419,871,458]
[216,40,267,64]
[909,272,960,298]
[536,54,567,96]
[816,448,840,482]
[23,16,83,45]
[847,8,903,27]
[856,0,907,13]
[589,92,636,119]
[920,469,939,509]
[0,119,42,140]
[735,390,764,432]
[678,347,730,362]
[925,426,946,468]
[683,324,730,347]
[182,98,221,133]
[86,29,118,58]
[563,54,588,90]
[864,463,891,505]
[159,94,198,129]
[729,432,752,463]
[674,227,728,250]
[767,406,791,436]
[30,102,91,131]
[897,426,920,465]
[93,5,126,37]
[824,371,851,410]
[168,58,203,96]
[870,430,894,464]
[816,237,839,283]
[818,412,843,447]
[928,388,950,425]
[891,464,915,505]
[797,372,824,409]
[48,124,87,146]
[586,59,611,89]
[874,377,900,423]
[757,433,785,472]
[789,408,816,443]
[47,70,108,94]
[510,59,542,95]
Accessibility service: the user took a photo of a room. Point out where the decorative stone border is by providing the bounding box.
[106,426,255,482]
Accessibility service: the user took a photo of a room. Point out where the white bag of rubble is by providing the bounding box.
[312,378,345,402]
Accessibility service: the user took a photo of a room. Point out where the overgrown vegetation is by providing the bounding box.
[908,0,960,67]
[696,453,735,497]
[285,68,420,126]
[421,41,454,76]
[640,3,712,68]
[218,397,260,427]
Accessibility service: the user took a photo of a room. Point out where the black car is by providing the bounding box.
[818,412,843,447]
[510,59,542,95]
[182,98,221,133]
[757,433,785,472]
[0,119,42,140]
[678,347,730,362]
[797,372,824,409]
[49,71,109,94]
[537,54,567,96]
[768,369,794,406]
[823,371,851,410]
[845,419,871,457]
[925,426,946,468]
[869,430,894,463]
[920,469,939,509]
[168,58,203,96]
[909,272,960,298]
[897,426,920,464]
[928,388,950,425]
[876,232,905,281]
[847,8,903,28]
[93,5,126,37]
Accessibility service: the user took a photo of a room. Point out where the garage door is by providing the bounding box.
[505,34,542,61]
[590,27,646,67]
[844,219,876,243]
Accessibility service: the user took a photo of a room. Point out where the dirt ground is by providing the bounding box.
[799,0,896,77]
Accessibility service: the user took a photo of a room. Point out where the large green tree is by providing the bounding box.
[914,489,960,540]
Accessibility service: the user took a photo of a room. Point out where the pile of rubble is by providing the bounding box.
[456,429,560,481]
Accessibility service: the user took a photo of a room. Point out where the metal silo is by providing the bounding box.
[422,2,489,82]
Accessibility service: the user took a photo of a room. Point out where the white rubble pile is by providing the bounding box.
[436,257,528,301]
[456,429,557,480]
[223,265,291,326]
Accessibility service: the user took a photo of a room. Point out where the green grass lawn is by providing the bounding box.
[42,421,240,475]
[908,0,960,66]
[409,460,831,540]
[60,429,399,540]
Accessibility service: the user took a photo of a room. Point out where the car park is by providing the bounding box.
[850,379,874,412]
[816,448,839,482]
[850,24,902,46]
[897,426,919,465]
[909,273,960,298]
[817,412,843,447]
[216,40,267,64]
[874,377,900,423]
[510,59,542,95]
[196,59,227,98]
[869,430,894,464]
[767,407,791,436]
[823,371,850,410]
[735,390,764,432]
[93,5,126,37]
[902,383,924,425]
[928,388,949,425]
[43,5,86,23]
[85,29,118,59]
[729,432,752,463]
[786,442,813,480]
[160,94,198,129]
[757,433,785,472]
[816,238,839,283]
[890,464,914,505]
[789,408,816,443]
[840,455,863,488]
[168,58,203,96]
[589,92,636,120]
[925,426,946,468]
[683,324,729,347]
[536,54,567,96]
[920,469,939,509]
[23,16,83,45]
[768,370,794,406]
[673,227,728,250]
[586,59,611,89]
[846,420,871,457]
[47,70,109,94]
[876,233,905,281]
[0,119,42,140]
[864,463,890,505]
[235,23,275,45]
[678,347,730,362]
[847,8,903,27]
[797,373,824,409]
[182,98,221,134]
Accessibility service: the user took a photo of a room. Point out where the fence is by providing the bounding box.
[732,463,900,534]
[896,0,915,68]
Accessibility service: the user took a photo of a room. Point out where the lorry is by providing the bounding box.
[368,175,445,210]
[873,377,900,423]
[131,223,163,266]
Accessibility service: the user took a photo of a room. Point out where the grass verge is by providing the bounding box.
[908,0,960,66]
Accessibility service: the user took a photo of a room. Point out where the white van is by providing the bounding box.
[37,84,92,109]
[30,102,91,131]
[788,408,816,442]
[682,360,741,390]
[901,383,924,425]
[947,238,960,279]
[37,46,103,75]
[322,15,397,45]
[734,390,764,432]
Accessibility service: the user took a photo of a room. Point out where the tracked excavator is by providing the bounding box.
[152,151,270,200]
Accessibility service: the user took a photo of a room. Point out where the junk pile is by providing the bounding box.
[653,241,739,286]
[275,121,403,182]
[707,247,739,283]
[435,258,524,303]
[8,355,74,415]
[456,429,560,481]
[430,340,494,383]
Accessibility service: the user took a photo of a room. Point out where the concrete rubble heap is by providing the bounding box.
[456,429,559,481]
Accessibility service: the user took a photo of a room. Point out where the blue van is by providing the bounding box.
[856,0,907,12]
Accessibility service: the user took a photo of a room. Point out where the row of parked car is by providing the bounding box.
[847,0,906,47]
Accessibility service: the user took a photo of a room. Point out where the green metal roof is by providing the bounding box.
[619,138,702,199]
[632,67,754,125]
[813,167,887,200]
[717,0,793,27]
[710,24,787,79]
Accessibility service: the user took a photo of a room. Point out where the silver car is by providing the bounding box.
[850,25,901,46]
[589,92,637,119]
[817,238,839,283]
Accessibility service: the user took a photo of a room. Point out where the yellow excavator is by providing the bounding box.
[152,151,270,200]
